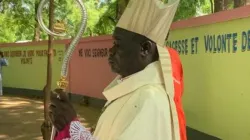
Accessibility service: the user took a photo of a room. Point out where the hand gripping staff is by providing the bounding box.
[37,0,88,139]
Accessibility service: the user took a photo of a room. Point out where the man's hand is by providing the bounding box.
[49,89,77,131]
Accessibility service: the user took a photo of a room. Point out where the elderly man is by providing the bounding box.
[49,0,186,140]
[0,51,8,96]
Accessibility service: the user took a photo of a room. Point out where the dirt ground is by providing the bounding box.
[0,95,101,140]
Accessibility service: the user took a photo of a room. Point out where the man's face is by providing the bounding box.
[108,29,143,77]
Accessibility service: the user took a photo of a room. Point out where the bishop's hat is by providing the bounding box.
[116,0,181,139]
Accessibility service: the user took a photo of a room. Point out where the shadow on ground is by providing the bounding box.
[0,94,221,140]
[0,95,101,140]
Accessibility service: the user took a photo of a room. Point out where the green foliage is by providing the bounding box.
[200,0,212,14]
[174,0,206,21]
[93,0,117,35]
[0,14,17,43]
[0,0,113,42]
[0,0,49,42]
[0,0,213,43]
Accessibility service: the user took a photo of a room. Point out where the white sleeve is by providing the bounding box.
[69,121,96,140]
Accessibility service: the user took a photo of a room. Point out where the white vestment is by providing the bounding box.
[93,61,173,140]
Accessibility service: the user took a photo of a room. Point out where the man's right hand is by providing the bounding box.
[49,89,77,131]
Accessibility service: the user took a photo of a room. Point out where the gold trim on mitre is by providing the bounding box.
[116,0,180,46]
[117,0,181,139]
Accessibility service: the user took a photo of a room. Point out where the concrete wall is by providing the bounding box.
[0,36,115,99]
[68,36,116,99]
[0,42,65,90]
[167,5,250,140]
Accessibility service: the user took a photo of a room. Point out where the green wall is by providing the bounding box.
[167,17,250,140]
[1,45,65,90]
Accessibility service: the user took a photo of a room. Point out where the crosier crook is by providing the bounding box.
[37,0,87,140]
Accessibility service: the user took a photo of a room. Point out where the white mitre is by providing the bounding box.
[116,0,179,46]
[116,0,181,139]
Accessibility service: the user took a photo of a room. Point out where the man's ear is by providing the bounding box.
[140,41,153,57]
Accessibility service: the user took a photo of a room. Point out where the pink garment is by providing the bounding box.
[54,119,76,140]
[54,118,94,140]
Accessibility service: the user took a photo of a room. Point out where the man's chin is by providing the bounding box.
[111,68,120,74]
[109,65,120,74]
